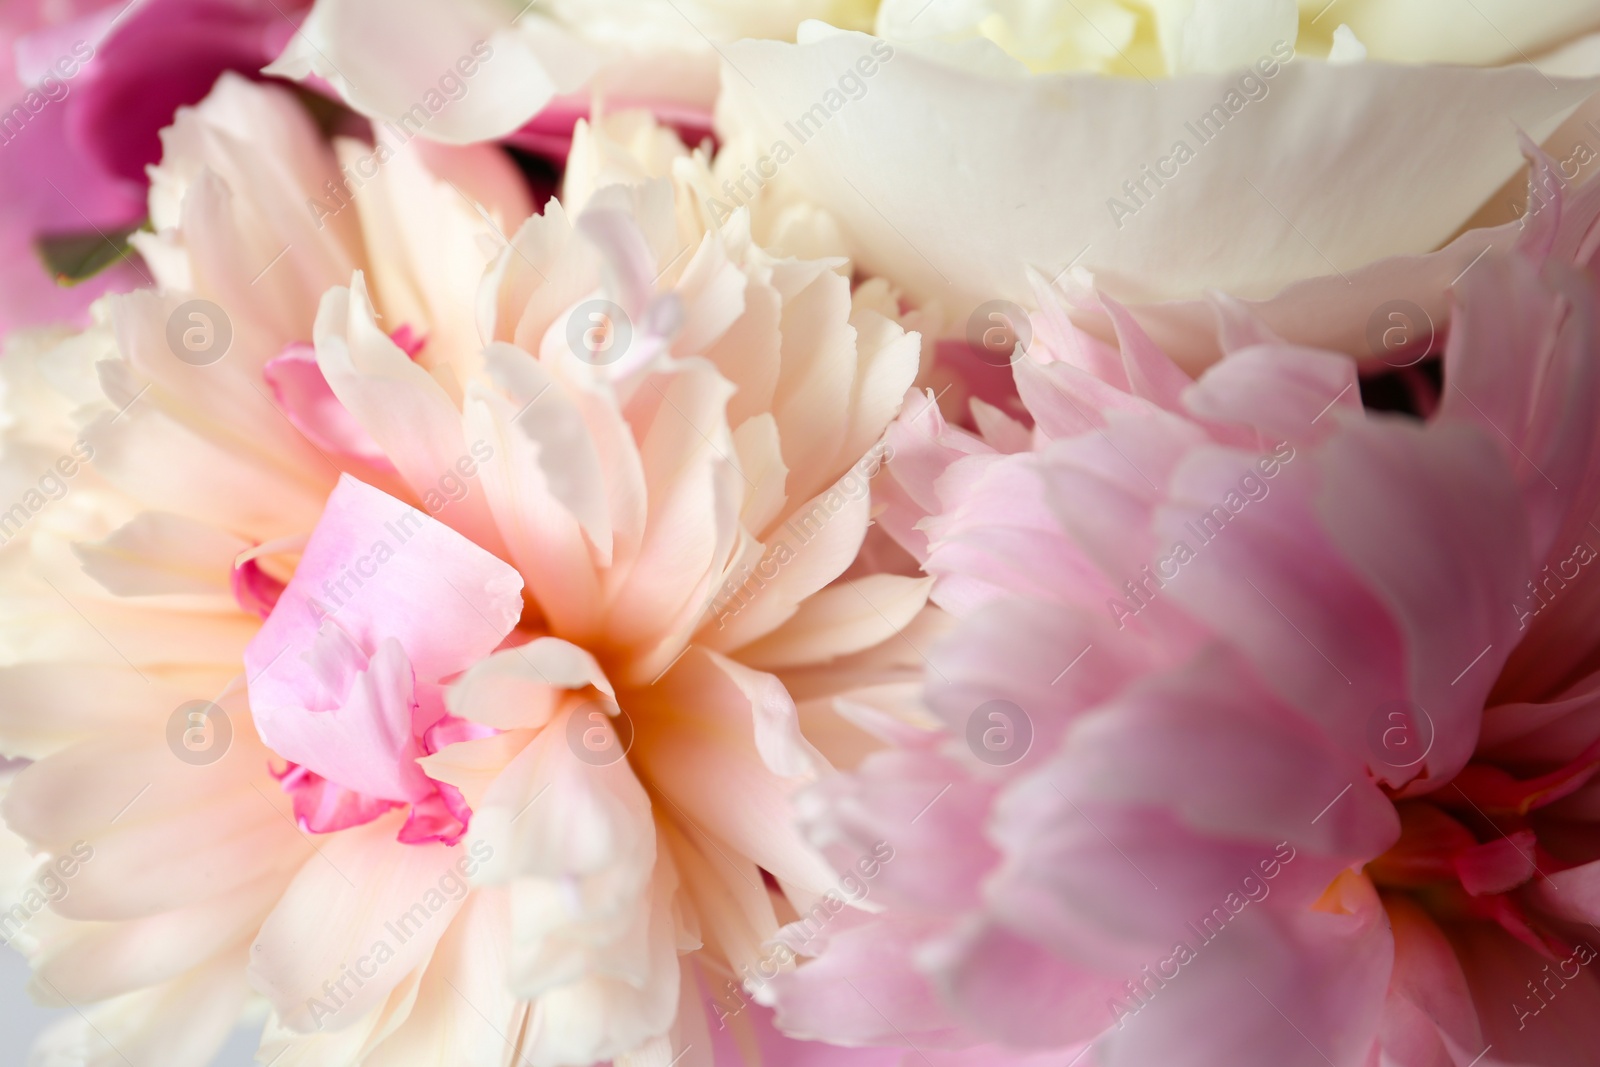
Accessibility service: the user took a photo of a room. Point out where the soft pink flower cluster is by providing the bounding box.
[3,4,1600,1067]
[769,155,1600,1067]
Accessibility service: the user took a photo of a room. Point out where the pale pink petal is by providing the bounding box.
[264,342,395,469]
[1375,898,1486,1067]
[1448,922,1600,1065]
[761,910,972,1048]
[1089,873,1392,1067]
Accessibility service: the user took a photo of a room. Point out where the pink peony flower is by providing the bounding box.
[766,155,1600,1066]
[0,71,929,1067]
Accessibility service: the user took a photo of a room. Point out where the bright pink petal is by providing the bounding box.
[245,474,523,693]
[244,475,522,832]
[231,556,285,619]
[275,762,402,834]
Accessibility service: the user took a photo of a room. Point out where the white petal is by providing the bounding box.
[73,511,247,599]
[248,817,469,1033]
[736,575,935,671]
[268,0,597,144]
[444,639,613,732]
[314,277,507,556]
[718,31,1596,352]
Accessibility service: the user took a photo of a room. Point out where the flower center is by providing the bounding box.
[1367,738,1600,959]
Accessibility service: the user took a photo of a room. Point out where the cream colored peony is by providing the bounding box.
[713,12,1600,368]
[0,73,929,1067]
[871,0,1600,74]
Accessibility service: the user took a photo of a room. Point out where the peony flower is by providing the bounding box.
[870,0,1600,73]
[0,0,311,337]
[0,69,930,1067]
[0,69,527,1066]
[713,22,1600,367]
[268,0,879,152]
[764,157,1600,1066]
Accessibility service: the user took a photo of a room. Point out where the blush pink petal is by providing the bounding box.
[798,748,999,916]
[763,910,975,1049]
[1054,647,1399,863]
[1090,874,1393,1067]
[924,918,1129,1049]
[262,632,430,804]
[1377,897,1486,1067]
[1447,923,1600,1064]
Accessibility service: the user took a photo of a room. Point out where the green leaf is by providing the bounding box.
[36,222,146,286]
